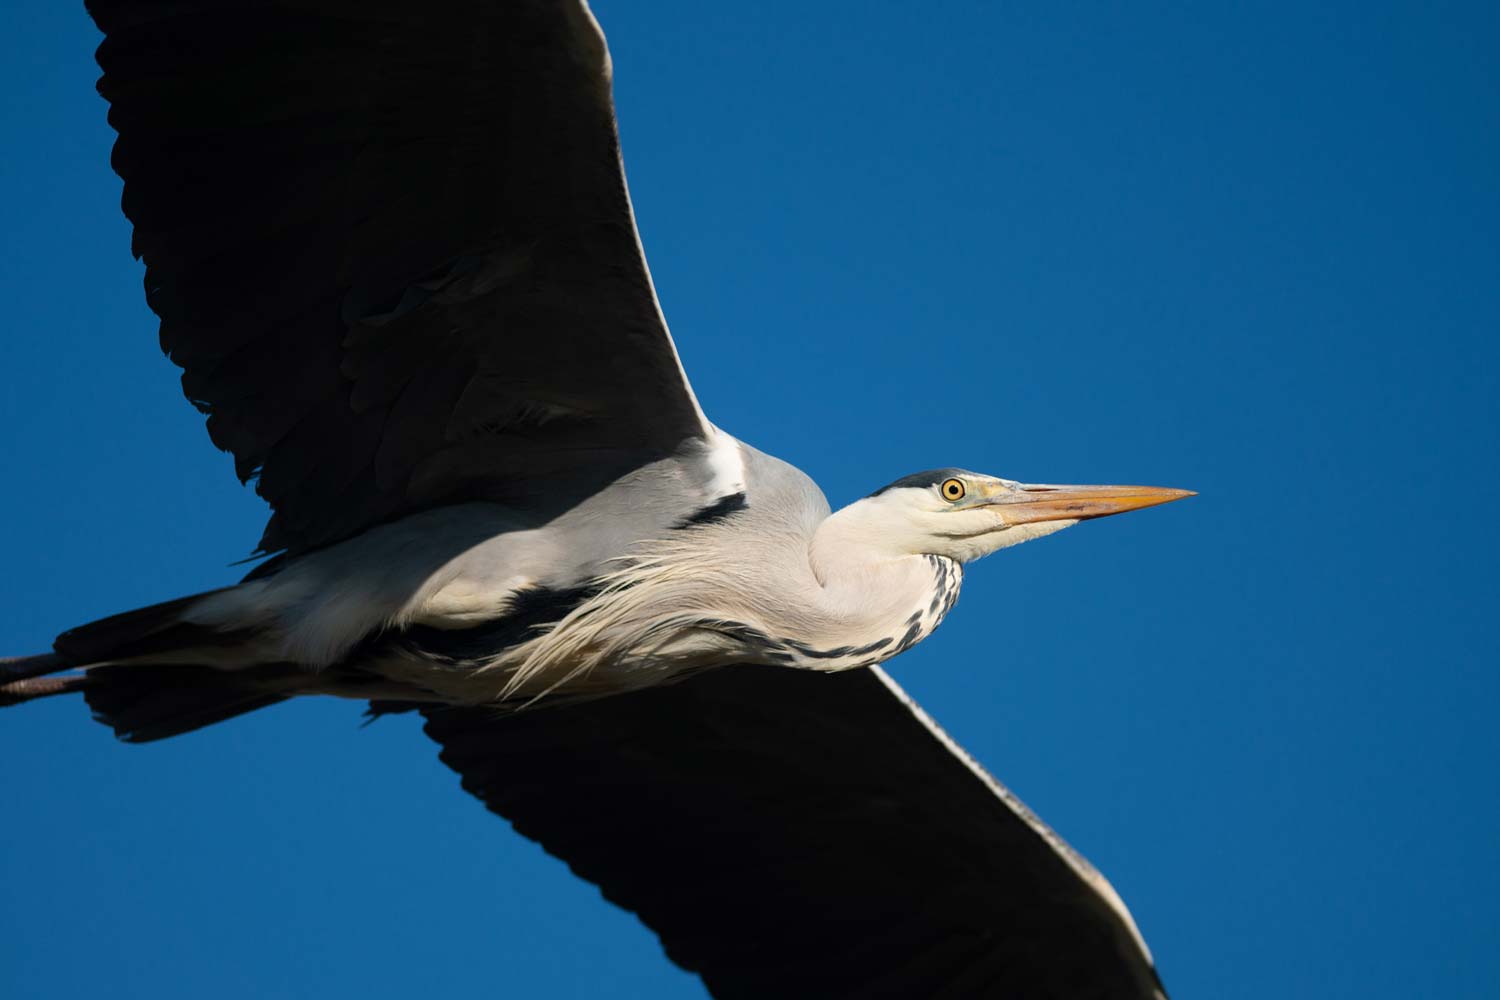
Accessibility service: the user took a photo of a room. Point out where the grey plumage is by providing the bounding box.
[2,2,1196,998]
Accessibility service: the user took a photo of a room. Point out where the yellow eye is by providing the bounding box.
[940,478,966,502]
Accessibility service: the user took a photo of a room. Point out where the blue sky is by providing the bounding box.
[2,2,1496,997]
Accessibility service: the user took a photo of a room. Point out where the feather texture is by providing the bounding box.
[88,0,710,555]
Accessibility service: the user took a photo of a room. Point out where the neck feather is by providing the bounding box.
[804,505,956,650]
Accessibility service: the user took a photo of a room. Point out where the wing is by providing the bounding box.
[89,0,710,554]
[420,665,1168,1000]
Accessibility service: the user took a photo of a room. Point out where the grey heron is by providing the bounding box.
[1,1,1194,997]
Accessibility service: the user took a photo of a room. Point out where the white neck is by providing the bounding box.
[799,504,960,657]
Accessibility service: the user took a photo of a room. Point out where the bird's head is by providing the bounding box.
[828,469,1194,564]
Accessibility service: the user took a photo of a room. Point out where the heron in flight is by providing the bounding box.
[4,2,1192,997]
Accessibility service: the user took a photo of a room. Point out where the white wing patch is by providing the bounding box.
[700,426,747,498]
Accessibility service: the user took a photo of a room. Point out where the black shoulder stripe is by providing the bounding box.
[676,492,748,528]
[395,584,599,662]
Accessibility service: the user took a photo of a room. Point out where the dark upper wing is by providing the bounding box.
[89,0,710,554]
[420,665,1168,1000]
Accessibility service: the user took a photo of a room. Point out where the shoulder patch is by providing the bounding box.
[676,491,749,528]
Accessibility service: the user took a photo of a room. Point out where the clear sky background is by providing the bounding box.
[2,2,1496,998]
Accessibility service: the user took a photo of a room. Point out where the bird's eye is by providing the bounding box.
[940,478,966,502]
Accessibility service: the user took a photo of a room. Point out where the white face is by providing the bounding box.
[849,471,1191,564]
[860,473,1079,563]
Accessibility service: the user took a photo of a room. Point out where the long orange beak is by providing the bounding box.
[982,483,1196,524]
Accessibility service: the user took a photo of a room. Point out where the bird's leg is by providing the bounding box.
[0,653,68,684]
[0,673,88,707]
